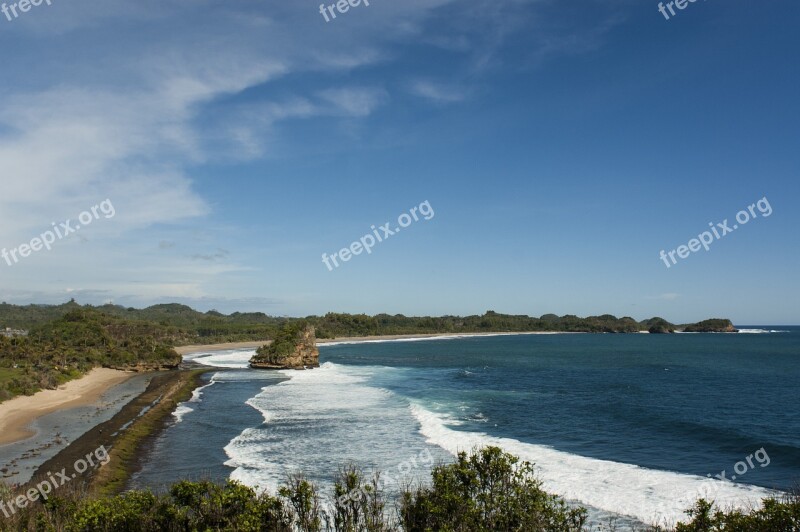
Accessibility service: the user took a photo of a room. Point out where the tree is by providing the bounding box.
[400,446,586,532]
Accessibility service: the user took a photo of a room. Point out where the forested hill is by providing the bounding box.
[0,301,736,340]
[0,308,183,400]
[0,300,286,339]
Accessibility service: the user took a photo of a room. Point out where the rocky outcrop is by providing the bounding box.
[648,325,675,334]
[681,319,739,333]
[646,317,676,334]
[250,324,319,370]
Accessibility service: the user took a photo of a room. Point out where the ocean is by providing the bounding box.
[128,329,800,528]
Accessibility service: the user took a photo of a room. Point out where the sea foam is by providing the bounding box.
[223,362,445,495]
[319,332,564,347]
[409,403,776,527]
[172,372,220,422]
[172,404,194,423]
[183,349,256,368]
[220,357,778,527]
[737,328,790,334]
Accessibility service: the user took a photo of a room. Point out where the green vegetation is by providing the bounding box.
[313,312,672,337]
[683,319,737,333]
[2,447,796,531]
[399,447,586,531]
[0,308,182,401]
[0,300,286,345]
[252,321,309,365]
[674,496,800,531]
[645,317,676,334]
[1,301,735,343]
[310,311,643,337]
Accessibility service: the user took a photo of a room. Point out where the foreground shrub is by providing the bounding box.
[399,446,587,531]
[2,447,798,531]
[5,480,292,532]
[675,492,800,532]
[331,464,390,532]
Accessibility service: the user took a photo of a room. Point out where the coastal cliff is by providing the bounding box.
[250,323,320,370]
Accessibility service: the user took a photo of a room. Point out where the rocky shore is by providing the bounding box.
[17,368,210,497]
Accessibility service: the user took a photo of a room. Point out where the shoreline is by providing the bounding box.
[175,331,575,355]
[318,331,574,346]
[175,341,266,355]
[0,368,137,447]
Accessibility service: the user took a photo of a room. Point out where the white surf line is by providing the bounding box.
[410,404,776,527]
[318,331,574,347]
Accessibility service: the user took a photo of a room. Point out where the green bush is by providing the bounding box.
[331,464,388,532]
[400,446,586,531]
[675,494,800,531]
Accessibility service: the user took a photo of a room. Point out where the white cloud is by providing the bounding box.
[410,80,468,104]
[318,87,389,117]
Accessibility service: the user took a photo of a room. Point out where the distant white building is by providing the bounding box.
[1,327,28,338]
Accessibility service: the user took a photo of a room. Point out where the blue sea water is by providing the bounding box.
[129,328,800,527]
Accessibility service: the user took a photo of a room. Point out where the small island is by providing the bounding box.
[249,322,320,370]
[682,318,739,333]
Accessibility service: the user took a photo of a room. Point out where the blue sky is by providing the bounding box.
[0,0,798,324]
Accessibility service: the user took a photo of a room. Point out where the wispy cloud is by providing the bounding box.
[191,249,230,262]
[647,293,681,301]
[409,80,468,104]
[318,87,389,117]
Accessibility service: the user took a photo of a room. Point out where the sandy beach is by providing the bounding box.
[0,368,135,446]
[175,341,267,355]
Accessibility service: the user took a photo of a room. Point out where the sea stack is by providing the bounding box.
[249,323,320,370]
